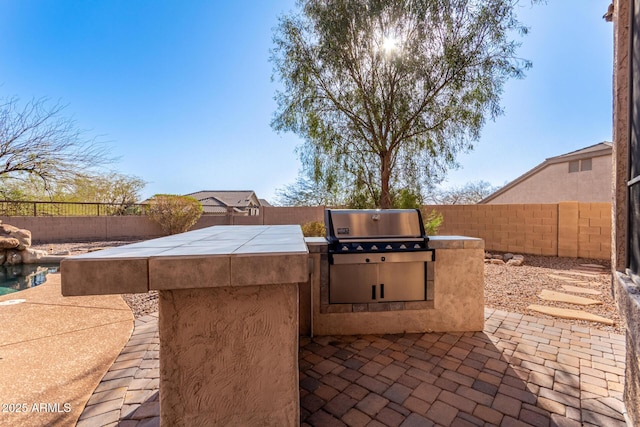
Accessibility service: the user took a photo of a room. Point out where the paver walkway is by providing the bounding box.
[81,308,629,426]
[78,313,159,427]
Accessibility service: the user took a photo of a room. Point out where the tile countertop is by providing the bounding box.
[61,225,310,296]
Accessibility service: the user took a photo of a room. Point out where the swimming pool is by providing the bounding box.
[0,264,60,295]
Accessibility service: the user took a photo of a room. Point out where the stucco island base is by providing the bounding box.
[159,284,299,426]
[305,236,485,336]
[61,225,308,427]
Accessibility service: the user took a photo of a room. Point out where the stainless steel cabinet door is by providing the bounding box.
[329,264,378,303]
[378,262,426,302]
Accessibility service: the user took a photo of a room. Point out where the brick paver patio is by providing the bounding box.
[80,308,628,426]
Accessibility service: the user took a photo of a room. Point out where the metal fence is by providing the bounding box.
[0,200,149,216]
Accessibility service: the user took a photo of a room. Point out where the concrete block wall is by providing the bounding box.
[0,203,611,259]
[262,206,324,225]
[427,202,611,259]
[430,204,558,256]
[0,216,165,243]
[577,202,612,259]
[0,206,325,243]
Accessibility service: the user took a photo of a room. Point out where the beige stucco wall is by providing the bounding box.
[158,284,299,427]
[486,155,612,204]
[308,244,485,336]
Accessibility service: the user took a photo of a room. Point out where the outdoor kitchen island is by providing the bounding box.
[305,234,485,336]
[61,225,308,427]
[61,223,485,426]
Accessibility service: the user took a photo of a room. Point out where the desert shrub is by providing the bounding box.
[301,221,326,237]
[147,194,203,235]
[423,209,443,236]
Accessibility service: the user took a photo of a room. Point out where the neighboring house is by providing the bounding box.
[186,190,262,215]
[480,142,612,204]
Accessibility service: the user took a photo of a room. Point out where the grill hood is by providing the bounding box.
[324,209,427,242]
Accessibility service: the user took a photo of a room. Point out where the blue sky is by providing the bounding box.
[0,1,614,203]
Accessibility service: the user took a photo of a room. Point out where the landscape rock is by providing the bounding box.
[0,223,31,250]
[485,252,525,266]
[0,251,5,264]
[4,249,22,265]
[0,237,20,249]
[507,258,524,266]
[20,248,49,264]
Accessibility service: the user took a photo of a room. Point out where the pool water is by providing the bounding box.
[0,264,60,296]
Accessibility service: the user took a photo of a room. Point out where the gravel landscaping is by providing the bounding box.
[37,240,625,334]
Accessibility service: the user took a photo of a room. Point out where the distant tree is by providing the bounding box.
[427,180,497,204]
[147,194,203,235]
[272,0,532,208]
[64,173,146,214]
[0,97,112,191]
[66,173,145,203]
[0,171,146,213]
[275,173,344,206]
[0,176,44,200]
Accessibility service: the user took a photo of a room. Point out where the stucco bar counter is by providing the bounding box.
[61,225,308,426]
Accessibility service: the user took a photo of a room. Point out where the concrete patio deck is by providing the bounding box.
[81,308,629,427]
[0,274,133,427]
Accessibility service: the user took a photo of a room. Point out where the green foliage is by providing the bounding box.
[65,173,145,202]
[0,172,146,215]
[423,209,443,236]
[301,221,326,237]
[146,194,203,235]
[272,0,532,208]
[393,188,423,209]
[428,180,498,204]
[275,174,343,206]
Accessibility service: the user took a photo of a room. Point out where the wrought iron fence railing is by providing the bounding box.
[0,200,149,217]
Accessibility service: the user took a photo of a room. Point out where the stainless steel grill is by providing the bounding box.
[325,209,435,304]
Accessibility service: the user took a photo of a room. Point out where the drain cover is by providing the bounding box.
[0,299,26,306]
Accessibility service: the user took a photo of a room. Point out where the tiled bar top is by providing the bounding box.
[61,225,309,296]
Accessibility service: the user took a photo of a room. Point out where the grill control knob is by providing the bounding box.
[356,245,363,251]
[371,245,378,250]
[400,244,406,249]
[414,244,421,249]
[385,245,393,250]
[342,245,349,251]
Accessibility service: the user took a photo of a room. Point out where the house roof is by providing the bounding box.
[479,142,612,204]
[186,191,260,208]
